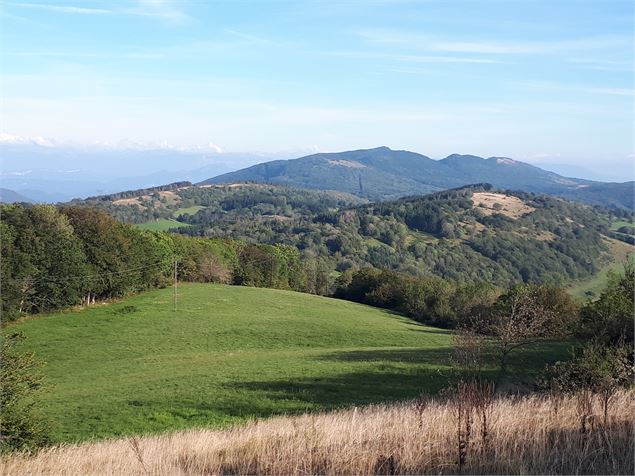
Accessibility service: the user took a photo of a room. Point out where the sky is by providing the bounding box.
[1,0,634,178]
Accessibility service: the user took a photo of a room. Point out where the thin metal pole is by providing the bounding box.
[173,259,178,312]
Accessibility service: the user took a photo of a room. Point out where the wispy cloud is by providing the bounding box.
[579,87,634,97]
[355,28,631,56]
[332,50,501,64]
[6,50,167,60]
[6,0,190,23]
[127,0,189,24]
[7,2,111,15]
[224,29,281,46]
[512,80,634,97]
[567,58,633,73]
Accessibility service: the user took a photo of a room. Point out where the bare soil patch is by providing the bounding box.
[472,192,535,219]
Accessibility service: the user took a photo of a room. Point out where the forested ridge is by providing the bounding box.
[6,182,631,321]
[69,182,633,288]
[201,147,635,210]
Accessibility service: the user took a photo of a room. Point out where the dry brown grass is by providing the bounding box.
[604,236,635,262]
[112,191,181,208]
[472,192,536,219]
[2,390,633,475]
[112,197,145,208]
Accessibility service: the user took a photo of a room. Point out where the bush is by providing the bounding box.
[544,342,633,394]
[578,263,634,344]
[0,333,50,453]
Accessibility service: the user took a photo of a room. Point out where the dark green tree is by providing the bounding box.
[0,332,50,453]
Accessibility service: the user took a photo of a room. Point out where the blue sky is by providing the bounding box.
[1,0,633,177]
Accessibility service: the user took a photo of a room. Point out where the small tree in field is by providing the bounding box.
[482,285,578,383]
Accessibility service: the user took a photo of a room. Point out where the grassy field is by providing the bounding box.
[135,218,187,231]
[174,205,206,216]
[136,206,205,230]
[568,237,635,301]
[610,219,634,231]
[6,284,570,444]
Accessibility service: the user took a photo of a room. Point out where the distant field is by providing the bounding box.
[136,206,205,230]
[5,284,569,444]
[135,218,187,231]
[610,219,634,231]
[568,237,635,301]
[174,205,206,216]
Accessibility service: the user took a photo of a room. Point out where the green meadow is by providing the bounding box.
[135,218,185,231]
[568,238,635,301]
[610,219,634,231]
[136,205,206,231]
[7,284,570,443]
[174,205,206,216]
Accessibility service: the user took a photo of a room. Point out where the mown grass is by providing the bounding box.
[173,205,206,216]
[6,284,570,444]
[136,206,204,230]
[135,218,187,231]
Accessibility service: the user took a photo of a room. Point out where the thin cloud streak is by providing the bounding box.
[7,2,111,15]
[332,50,502,64]
[567,58,633,73]
[511,80,635,97]
[355,28,632,55]
[6,0,190,23]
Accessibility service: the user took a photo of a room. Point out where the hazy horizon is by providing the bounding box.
[2,0,633,181]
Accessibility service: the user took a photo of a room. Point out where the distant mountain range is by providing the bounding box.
[202,147,634,210]
[0,188,34,204]
[0,141,279,202]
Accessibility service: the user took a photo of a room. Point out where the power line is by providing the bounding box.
[14,259,170,286]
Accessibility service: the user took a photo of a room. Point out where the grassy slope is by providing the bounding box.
[174,205,206,216]
[568,237,635,301]
[135,218,187,231]
[610,219,634,231]
[8,284,569,443]
[136,206,205,230]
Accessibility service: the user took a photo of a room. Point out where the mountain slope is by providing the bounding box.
[167,184,630,287]
[201,147,634,209]
[0,188,34,203]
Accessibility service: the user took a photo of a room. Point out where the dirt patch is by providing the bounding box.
[112,197,144,208]
[604,236,635,262]
[157,190,181,205]
[472,192,535,219]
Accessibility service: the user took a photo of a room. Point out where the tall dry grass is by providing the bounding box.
[1,390,633,475]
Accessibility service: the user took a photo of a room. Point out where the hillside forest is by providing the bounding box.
[69,182,634,288]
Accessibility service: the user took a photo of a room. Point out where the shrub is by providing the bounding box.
[0,332,50,453]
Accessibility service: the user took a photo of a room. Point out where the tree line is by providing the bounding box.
[0,204,306,321]
[65,183,634,289]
